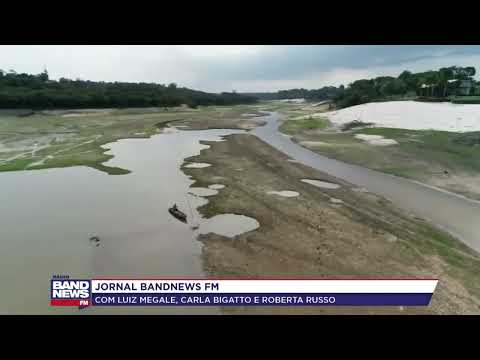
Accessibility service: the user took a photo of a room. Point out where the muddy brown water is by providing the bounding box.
[0,128,253,314]
[253,112,480,253]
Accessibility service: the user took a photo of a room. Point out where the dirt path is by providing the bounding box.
[183,133,480,314]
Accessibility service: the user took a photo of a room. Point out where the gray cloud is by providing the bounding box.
[0,45,479,92]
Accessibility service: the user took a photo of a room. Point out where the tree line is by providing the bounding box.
[333,66,477,108]
[245,66,478,109]
[242,86,344,101]
[0,70,257,109]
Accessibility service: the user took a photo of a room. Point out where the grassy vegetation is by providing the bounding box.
[401,220,480,302]
[279,116,330,135]
[341,120,374,131]
[0,105,261,175]
[289,126,480,179]
[451,96,480,104]
[357,128,480,173]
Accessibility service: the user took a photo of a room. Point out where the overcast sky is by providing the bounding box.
[1,45,479,92]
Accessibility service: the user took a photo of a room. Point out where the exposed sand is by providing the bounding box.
[237,119,266,130]
[354,134,384,141]
[267,190,300,197]
[354,134,399,146]
[324,101,480,132]
[301,179,341,189]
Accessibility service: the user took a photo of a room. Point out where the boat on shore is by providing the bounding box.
[168,204,187,223]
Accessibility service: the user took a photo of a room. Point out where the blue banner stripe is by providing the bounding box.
[91,293,433,306]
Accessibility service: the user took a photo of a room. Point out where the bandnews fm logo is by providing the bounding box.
[50,276,91,307]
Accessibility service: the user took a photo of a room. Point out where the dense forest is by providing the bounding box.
[0,70,257,109]
[334,66,478,108]
[2,66,478,110]
[243,86,344,101]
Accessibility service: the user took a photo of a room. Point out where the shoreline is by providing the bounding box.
[182,132,480,314]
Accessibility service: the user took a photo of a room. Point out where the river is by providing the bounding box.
[1,111,478,314]
[0,127,247,314]
[253,112,480,253]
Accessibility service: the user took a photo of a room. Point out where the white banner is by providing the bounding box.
[91,279,438,294]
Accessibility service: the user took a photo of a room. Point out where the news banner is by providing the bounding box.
[50,276,438,308]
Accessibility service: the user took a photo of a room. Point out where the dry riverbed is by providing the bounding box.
[183,133,480,314]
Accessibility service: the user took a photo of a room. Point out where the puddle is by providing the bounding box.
[208,184,226,190]
[267,190,300,197]
[352,187,369,193]
[188,187,218,197]
[198,214,259,238]
[301,179,341,189]
[330,197,344,204]
[184,162,211,168]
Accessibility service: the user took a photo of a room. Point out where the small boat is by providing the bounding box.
[169,204,187,223]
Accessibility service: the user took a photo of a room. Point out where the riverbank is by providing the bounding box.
[0,105,265,175]
[275,101,480,200]
[183,132,480,314]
